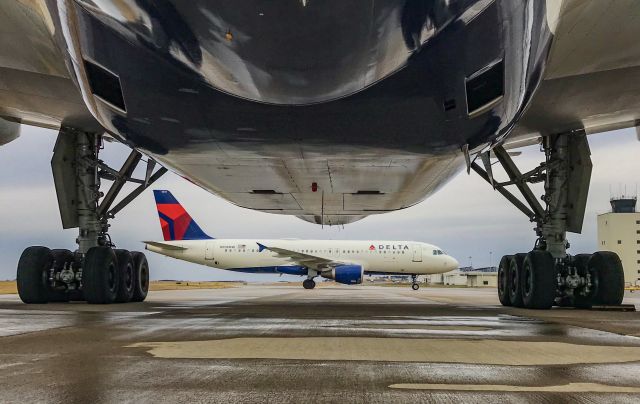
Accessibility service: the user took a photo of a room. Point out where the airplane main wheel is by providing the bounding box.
[411,283,419,291]
[131,252,150,302]
[590,251,624,305]
[83,247,119,304]
[508,254,526,307]
[17,246,53,304]
[114,250,135,303]
[498,255,512,306]
[521,250,556,309]
[303,279,316,289]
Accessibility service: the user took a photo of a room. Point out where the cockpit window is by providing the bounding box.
[432,249,445,255]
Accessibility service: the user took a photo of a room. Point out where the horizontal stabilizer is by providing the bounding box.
[143,241,187,251]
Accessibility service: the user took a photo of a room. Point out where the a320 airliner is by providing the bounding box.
[145,190,459,290]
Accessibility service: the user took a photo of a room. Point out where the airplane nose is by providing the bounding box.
[447,256,459,271]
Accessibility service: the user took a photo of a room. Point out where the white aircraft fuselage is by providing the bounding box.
[145,239,458,277]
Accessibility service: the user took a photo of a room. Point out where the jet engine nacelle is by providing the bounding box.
[322,265,363,285]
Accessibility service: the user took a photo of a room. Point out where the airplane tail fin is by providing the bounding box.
[153,190,213,241]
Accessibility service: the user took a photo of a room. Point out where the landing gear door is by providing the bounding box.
[412,244,422,262]
[205,241,215,260]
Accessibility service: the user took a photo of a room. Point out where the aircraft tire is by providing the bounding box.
[114,250,135,303]
[83,247,119,304]
[411,283,419,291]
[303,279,315,289]
[131,252,150,302]
[17,246,53,304]
[521,250,556,309]
[498,255,512,306]
[508,254,526,307]
[590,252,624,306]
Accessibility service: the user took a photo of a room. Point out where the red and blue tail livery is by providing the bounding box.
[153,190,212,241]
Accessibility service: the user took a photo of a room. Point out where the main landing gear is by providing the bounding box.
[16,129,164,304]
[472,131,624,309]
[411,275,420,290]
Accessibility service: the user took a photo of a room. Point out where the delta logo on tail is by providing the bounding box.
[153,190,212,241]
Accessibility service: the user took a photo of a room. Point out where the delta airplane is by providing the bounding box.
[144,191,459,290]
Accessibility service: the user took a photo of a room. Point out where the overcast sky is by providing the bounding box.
[0,126,638,281]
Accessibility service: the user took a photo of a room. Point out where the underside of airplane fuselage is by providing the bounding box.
[35,0,551,224]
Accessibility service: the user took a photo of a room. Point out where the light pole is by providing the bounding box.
[489,251,493,269]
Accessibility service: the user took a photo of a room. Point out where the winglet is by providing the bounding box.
[257,242,268,252]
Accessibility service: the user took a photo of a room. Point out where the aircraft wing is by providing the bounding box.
[508,0,640,148]
[256,243,345,271]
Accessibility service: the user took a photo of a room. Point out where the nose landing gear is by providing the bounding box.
[411,275,420,290]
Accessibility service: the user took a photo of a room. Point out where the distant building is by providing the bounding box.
[464,271,497,287]
[427,266,497,287]
[443,270,467,286]
[597,197,640,286]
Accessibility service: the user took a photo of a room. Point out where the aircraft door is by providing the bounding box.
[412,244,422,262]
[205,241,215,260]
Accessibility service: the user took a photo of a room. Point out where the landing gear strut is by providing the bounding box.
[16,129,165,304]
[472,132,624,309]
[411,275,420,290]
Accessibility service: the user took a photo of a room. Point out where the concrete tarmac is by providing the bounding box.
[1,285,640,403]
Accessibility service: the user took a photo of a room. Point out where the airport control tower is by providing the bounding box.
[597,197,640,286]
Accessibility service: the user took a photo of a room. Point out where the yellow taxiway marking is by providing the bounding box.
[389,382,640,393]
[128,337,640,366]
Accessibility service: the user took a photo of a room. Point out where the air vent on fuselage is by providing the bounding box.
[251,189,280,194]
[84,59,126,112]
[354,190,383,195]
[465,60,504,116]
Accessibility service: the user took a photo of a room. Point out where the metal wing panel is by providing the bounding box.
[257,243,344,270]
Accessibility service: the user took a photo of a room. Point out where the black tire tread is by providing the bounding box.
[83,247,118,304]
[131,251,149,302]
[498,255,512,306]
[522,250,556,309]
[508,254,526,307]
[16,246,52,304]
[591,251,624,306]
[114,249,134,303]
